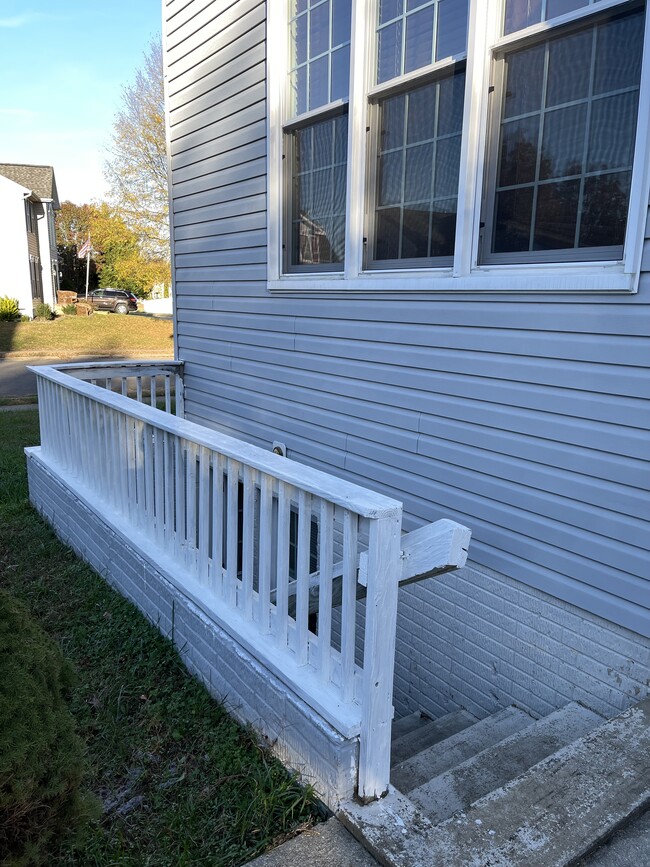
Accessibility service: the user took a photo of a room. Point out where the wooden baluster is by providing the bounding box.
[275,481,291,647]
[144,422,154,530]
[198,446,211,586]
[226,459,240,606]
[341,509,358,703]
[317,500,334,682]
[241,465,255,619]
[295,490,311,664]
[173,437,184,565]
[185,441,198,575]
[164,376,172,414]
[210,452,224,596]
[257,474,273,632]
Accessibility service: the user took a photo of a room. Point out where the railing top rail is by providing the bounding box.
[31,363,402,519]
[52,360,181,373]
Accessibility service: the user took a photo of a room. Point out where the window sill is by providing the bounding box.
[268,261,637,295]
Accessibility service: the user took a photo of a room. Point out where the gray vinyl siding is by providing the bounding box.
[164,0,650,640]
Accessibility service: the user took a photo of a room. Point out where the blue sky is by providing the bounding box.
[0,1,162,204]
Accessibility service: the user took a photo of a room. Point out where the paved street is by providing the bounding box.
[0,357,63,397]
[0,353,171,397]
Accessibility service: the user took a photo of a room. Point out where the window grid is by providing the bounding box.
[372,71,464,263]
[504,0,600,35]
[290,114,348,268]
[289,0,352,117]
[491,8,642,256]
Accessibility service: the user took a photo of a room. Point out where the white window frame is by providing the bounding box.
[267,0,650,293]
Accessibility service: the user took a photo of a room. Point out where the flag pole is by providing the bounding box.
[85,249,90,299]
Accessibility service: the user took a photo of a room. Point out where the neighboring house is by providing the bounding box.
[162,0,649,720]
[24,0,650,818]
[0,163,60,315]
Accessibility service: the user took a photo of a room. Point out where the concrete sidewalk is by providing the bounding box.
[251,809,650,867]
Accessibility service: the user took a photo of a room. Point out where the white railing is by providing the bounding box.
[52,360,184,416]
[31,361,403,800]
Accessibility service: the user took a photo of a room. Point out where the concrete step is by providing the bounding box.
[391,711,432,744]
[390,708,478,767]
[338,698,650,867]
[248,817,379,867]
[409,702,602,822]
[391,706,536,795]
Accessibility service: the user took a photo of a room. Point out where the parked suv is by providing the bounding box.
[88,288,138,314]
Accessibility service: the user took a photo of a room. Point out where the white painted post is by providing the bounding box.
[175,373,184,418]
[357,512,402,802]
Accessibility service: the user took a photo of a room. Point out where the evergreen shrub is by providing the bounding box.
[0,590,96,865]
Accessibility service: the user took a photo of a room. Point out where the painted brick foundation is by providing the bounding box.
[26,448,358,808]
[394,565,650,722]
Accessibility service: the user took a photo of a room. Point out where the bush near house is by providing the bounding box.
[33,303,54,321]
[0,589,98,866]
[0,297,21,322]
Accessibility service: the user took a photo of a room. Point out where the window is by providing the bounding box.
[285,0,352,271]
[268,0,650,292]
[25,201,35,234]
[482,3,644,263]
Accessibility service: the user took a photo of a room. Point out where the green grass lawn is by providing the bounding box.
[0,314,174,356]
[0,411,321,866]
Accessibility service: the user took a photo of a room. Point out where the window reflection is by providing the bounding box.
[492,7,643,256]
[377,0,468,83]
[374,71,465,262]
[292,115,348,267]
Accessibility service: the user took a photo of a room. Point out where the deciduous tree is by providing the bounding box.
[56,201,168,298]
[104,38,169,260]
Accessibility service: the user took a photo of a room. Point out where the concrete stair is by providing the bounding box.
[339,698,650,867]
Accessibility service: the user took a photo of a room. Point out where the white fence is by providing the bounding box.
[31,361,403,800]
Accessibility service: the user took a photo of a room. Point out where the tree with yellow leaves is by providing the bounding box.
[57,201,169,298]
[104,38,169,261]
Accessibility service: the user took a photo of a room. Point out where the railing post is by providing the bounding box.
[358,511,402,802]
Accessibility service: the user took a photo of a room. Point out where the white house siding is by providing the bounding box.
[165,0,650,721]
[0,175,33,315]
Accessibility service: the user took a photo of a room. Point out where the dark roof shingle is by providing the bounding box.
[0,163,60,208]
